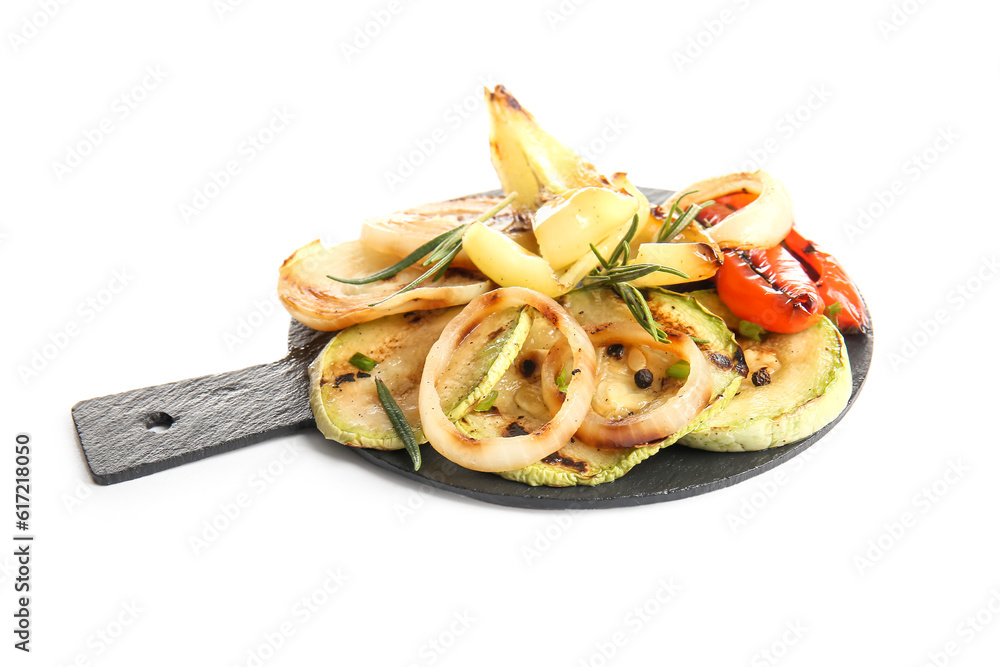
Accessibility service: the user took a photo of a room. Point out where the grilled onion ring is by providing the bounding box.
[660,170,793,251]
[541,322,712,448]
[419,287,597,472]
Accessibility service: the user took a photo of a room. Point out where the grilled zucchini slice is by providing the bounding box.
[680,290,852,452]
[309,308,461,449]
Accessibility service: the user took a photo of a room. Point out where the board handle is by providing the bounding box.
[72,356,315,485]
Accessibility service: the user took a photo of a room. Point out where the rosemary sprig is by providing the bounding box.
[374,377,421,471]
[574,214,686,344]
[327,192,517,305]
[656,190,715,243]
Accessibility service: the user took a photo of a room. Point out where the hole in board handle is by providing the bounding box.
[144,412,174,433]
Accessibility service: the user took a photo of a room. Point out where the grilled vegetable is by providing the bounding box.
[540,322,713,448]
[715,245,824,334]
[486,85,609,211]
[309,307,461,449]
[438,306,532,420]
[783,227,871,334]
[419,288,598,473]
[659,171,794,250]
[278,240,492,331]
[627,241,723,288]
[361,194,537,270]
[533,187,638,270]
[681,290,851,451]
[488,288,746,486]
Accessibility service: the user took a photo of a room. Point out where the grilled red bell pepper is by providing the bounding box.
[696,191,759,227]
[783,226,871,334]
[715,245,824,334]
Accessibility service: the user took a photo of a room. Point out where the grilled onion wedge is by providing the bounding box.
[680,290,852,452]
[278,240,493,331]
[361,194,537,270]
[486,84,609,212]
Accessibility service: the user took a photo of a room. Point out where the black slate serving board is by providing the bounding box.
[72,187,873,508]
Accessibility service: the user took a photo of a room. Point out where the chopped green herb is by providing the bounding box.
[825,301,843,318]
[348,352,378,372]
[474,390,499,412]
[374,377,421,471]
[689,336,710,345]
[556,366,571,393]
[738,320,768,342]
[667,360,690,379]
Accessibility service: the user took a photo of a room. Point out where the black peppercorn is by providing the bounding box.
[751,367,771,387]
[634,369,654,389]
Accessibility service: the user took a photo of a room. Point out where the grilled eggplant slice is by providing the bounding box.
[310,307,462,449]
[278,240,492,331]
[680,290,851,452]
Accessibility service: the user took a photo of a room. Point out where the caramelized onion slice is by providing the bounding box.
[419,287,597,472]
[658,170,793,250]
[361,195,536,269]
[278,240,492,331]
[542,322,712,448]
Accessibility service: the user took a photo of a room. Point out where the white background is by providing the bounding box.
[2,0,999,665]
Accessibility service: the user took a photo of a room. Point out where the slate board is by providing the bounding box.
[72,187,873,508]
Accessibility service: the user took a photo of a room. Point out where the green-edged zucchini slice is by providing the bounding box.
[473,288,746,486]
[309,307,461,449]
[680,289,852,452]
[438,306,532,420]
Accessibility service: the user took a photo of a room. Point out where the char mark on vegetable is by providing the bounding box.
[333,373,356,387]
[504,422,530,437]
[708,353,734,370]
[540,452,588,473]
